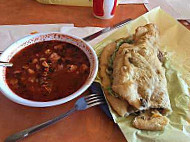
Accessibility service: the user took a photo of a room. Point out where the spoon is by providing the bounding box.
[0,61,13,67]
[0,51,13,67]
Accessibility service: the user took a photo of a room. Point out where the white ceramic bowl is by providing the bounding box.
[0,32,98,107]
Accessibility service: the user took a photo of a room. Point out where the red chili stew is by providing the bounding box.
[6,41,90,101]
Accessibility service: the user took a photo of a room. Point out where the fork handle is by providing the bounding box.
[5,107,76,142]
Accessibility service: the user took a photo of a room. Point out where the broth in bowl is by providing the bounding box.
[6,40,90,102]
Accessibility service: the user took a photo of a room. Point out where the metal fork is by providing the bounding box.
[5,94,105,142]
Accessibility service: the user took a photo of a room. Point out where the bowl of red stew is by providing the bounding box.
[0,33,98,107]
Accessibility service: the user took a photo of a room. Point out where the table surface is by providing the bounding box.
[0,0,190,142]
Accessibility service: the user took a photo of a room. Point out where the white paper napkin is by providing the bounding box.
[60,26,116,47]
[145,0,190,20]
[0,24,74,51]
[0,23,111,52]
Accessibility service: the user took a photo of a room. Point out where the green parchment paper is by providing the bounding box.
[93,7,190,142]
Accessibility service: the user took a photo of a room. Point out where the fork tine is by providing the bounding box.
[83,94,106,109]
[85,95,103,102]
[87,101,105,108]
[84,94,104,102]
[86,97,105,105]
[84,94,102,99]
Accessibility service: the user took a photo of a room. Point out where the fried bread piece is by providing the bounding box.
[100,42,130,117]
[133,110,169,131]
[100,24,172,130]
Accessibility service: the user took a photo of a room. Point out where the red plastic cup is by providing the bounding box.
[93,0,117,19]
